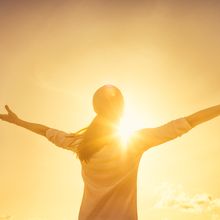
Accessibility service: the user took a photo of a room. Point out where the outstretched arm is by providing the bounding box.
[0,105,81,151]
[130,104,220,153]
[185,104,220,128]
[0,105,49,136]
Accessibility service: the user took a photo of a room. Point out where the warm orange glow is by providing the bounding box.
[118,110,144,147]
[1,1,220,220]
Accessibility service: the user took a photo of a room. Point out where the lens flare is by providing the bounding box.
[118,111,143,147]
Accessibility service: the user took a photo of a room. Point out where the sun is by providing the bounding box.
[117,111,143,147]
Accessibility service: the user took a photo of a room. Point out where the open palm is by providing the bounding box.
[0,105,19,124]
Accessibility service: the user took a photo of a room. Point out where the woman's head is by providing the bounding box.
[76,85,124,162]
[93,84,124,122]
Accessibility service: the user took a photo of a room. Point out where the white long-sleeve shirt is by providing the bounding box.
[46,117,192,220]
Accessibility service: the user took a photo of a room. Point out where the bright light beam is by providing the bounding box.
[118,110,144,147]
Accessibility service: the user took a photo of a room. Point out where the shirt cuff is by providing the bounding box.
[45,128,58,140]
[173,117,192,136]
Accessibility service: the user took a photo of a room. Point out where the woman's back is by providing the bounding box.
[46,115,192,220]
[79,137,142,220]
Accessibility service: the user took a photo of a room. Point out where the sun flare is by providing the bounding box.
[117,111,143,147]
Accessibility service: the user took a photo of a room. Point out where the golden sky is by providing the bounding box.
[0,0,220,219]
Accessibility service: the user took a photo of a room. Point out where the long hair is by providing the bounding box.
[75,85,124,163]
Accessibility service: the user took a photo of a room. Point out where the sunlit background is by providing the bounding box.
[0,0,220,219]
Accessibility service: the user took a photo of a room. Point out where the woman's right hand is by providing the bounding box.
[0,105,19,124]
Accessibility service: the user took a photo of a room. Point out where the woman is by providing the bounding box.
[0,84,220,220]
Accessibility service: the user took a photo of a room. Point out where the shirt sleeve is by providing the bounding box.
[45,128,82,152]
[129,117,192,153]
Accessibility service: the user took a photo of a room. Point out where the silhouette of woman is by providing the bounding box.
[1,84,220,220]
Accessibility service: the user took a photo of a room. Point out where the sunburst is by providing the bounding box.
[117,111,143,147]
